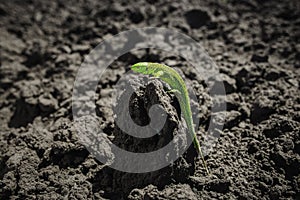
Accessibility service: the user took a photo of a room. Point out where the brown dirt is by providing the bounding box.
[0,0,299,199]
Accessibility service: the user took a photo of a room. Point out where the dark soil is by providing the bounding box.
[0,0,300,199]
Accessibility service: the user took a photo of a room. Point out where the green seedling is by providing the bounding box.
[131,62,209,174]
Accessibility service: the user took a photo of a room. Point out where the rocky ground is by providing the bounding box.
[0,0,300,199]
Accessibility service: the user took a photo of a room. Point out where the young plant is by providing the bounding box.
[131,62,209,174]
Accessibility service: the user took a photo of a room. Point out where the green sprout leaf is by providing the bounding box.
[131,62,209,174]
